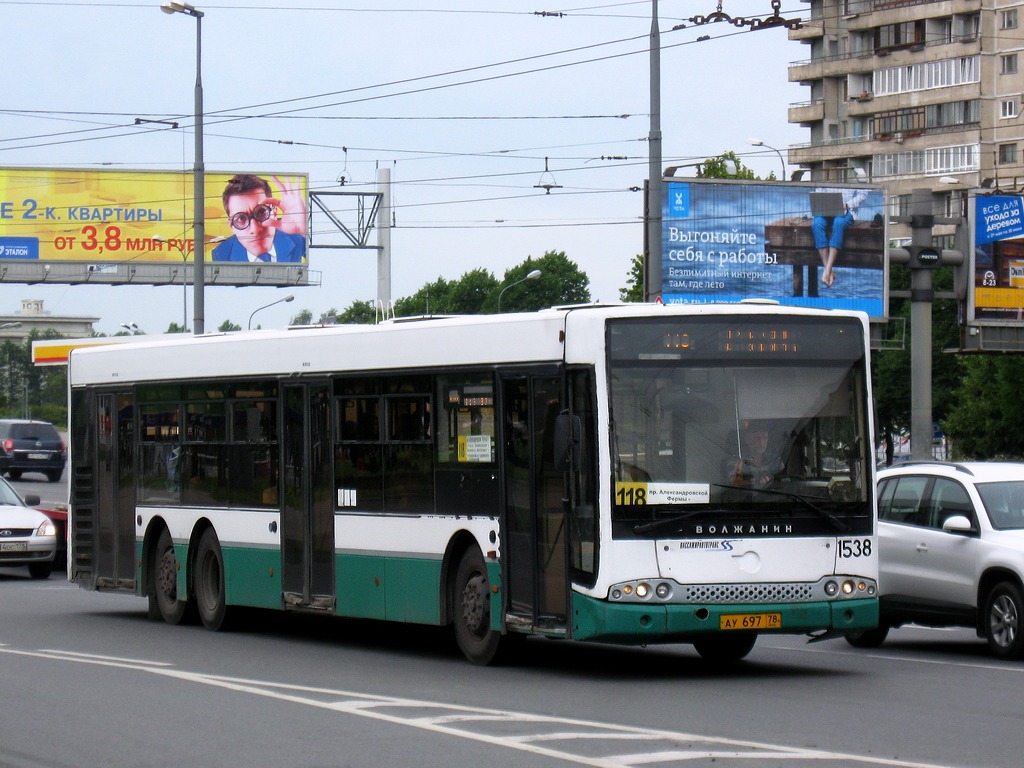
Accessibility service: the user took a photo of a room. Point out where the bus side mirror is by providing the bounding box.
[553,411,581,471]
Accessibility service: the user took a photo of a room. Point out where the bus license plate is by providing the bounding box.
[720,612,781,630]
[0,542,28,552]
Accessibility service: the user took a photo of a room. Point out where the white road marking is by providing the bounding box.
[0,645,960,768]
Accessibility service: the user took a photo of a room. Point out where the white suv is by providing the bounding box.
[846,461,1024,659]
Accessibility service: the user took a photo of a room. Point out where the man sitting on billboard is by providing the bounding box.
[212,174,306,263]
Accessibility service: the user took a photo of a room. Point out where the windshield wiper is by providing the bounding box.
[633,508,728,535]
[711,484,850,532]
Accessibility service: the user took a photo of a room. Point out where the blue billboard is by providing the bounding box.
[661,179,887,317]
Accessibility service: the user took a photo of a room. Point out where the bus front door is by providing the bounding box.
[501,374,568,632]
[281,382,335,612]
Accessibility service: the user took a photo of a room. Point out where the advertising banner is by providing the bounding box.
[971,194,1024,323]
[662,179,887,317]
[0,168,308,265]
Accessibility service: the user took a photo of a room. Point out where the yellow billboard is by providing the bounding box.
[0,168,308,265]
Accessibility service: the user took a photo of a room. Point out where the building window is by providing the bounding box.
[1001,9,1018,30]
[1001,54,1018,75]
[999,144,1018,164]
[875,20,925,52]
[1002,100,1018,119]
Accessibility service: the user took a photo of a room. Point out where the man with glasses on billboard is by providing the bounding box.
[212,174,307,262]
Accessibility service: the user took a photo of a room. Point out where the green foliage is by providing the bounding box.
[485,251,590,313]
[696,151,758,180]
[943,355,1024,458]
[620,253,644,303]
[166,322,189,334]
[218,319,242,332]
[333,251,591,319]
[335,300,376,325]
[290,308,314,326]
[0,331,68,424]
[874,264,964,464]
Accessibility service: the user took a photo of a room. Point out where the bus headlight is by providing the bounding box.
[610,579,678,602]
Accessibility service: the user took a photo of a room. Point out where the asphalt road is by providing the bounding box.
[1,569,1020,768]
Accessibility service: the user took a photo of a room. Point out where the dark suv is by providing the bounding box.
[0,419,66,482]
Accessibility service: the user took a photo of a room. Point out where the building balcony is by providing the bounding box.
[788,18,823,41]
[789,99,825,124]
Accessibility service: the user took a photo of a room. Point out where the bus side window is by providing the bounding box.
[436,374,496,465]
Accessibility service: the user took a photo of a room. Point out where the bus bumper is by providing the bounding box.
[571,593,878,643]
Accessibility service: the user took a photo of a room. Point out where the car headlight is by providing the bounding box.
[36,520,57,537]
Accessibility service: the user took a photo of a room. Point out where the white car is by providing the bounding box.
[0,478,56,579]
[846,461,1024,659]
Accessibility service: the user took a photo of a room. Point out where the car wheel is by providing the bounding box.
[693,632,757,663]
[28,562,52,579]
[7,470,21,480]
[845,626,889,648]
[984,581,1024,660]
[45,470,63,483]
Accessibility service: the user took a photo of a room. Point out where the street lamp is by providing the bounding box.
[664,160,737,177]
[497,269,541,313]
[248,295,295,330]
[121,323,139,334]
[747,138,786,180]
[161,1,205,336]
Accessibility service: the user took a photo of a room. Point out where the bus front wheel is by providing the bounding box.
[693,632,757,663]
[453,548,502,665]
[194,528,229,631]
[150,527,192,625]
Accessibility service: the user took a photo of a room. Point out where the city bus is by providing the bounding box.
[67,303,878,664]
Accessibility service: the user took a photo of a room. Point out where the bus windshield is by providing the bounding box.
[608,315,872,539]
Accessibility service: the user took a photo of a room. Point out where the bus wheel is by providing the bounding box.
[693,632,757,663]
[194,529,229,631]
[151,527,190,625]
[453,548,502,665]
[845,626,889,648]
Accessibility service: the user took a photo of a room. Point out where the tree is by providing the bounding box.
[873,264,962,464]
[166,321,189,334]
[291,308,314,326]
[394,277,453,317]
[1,330,67,423]
[620,253,644,302]
[943,355,1024,459]
[697,151,758,180]
[336,300,376,325]
[484,251,590,313]
[218,319,241,332]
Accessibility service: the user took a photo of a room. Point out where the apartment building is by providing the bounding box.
[787,0,1024,235]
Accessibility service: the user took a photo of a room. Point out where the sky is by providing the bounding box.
[1,0,808,335]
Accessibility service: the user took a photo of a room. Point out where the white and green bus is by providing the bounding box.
[68,303,878,664]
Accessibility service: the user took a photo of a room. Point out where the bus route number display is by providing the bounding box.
[615,482,711,505]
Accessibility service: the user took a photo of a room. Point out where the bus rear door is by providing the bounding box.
[281,382,335,611]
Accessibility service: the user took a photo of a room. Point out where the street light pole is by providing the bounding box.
[249,295,295,330]
[645,0,662,302]
[497,269,541,313]
[161,1,205,335]
[747,138,786,180]
[153,235,190,330]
